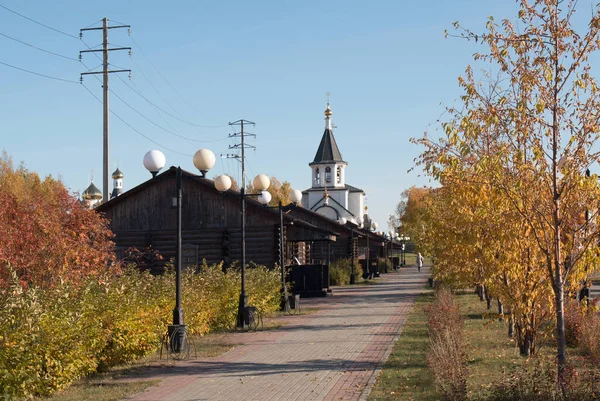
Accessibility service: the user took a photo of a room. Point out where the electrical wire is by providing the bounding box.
[0,31,79,61]
[80,82,192,156]
[128,55,226,129]
[0,4,79,39]
[0,60,78,83]
[129,34,222,125]
[116,71,229,134]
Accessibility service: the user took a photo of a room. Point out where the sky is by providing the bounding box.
[2,0,595,231]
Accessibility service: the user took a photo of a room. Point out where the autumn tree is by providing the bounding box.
[415,0,600,388]
[391,186,431,245]
[0,152,116,288]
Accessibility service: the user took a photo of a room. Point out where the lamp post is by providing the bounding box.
[143,148,216,353]
[351,216,363,284]
[388,231,394,270]
[213,172,271,329]
[398,235,411,266]
[258,188,303,311]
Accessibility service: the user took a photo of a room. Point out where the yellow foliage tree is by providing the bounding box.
[414,0,600,388]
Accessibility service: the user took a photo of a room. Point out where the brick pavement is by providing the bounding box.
[126,265,430,401]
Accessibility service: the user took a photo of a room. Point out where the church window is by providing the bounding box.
[336,166,341,183]
[315,168,320,186]
[325,167,332,183]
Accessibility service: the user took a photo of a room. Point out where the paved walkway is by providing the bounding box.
[126,266,430,401]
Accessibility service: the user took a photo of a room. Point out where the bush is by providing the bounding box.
[329,258,363,285]
[426,287,468,401]
[378,257,392,272]
[480,359,600,401]
[0,262,280,399]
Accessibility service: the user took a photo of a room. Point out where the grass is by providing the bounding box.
[368,288,437,401]
[458,291,536,398]
[368,287,559,401]
[34,335,236,401]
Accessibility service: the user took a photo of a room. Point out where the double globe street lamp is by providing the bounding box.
[212,172,271,329]
[257,188,303,311]
[143,148,220,352]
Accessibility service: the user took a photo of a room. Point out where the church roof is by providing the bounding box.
[310,128,345,165]
[112,168,124,179]
[82,182,102,200]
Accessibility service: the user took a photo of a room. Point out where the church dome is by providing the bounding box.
[324,104,332,117]
[82,182,102,200]
[112,168,124,179]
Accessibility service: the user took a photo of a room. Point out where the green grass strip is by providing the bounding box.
[368,290,437,401]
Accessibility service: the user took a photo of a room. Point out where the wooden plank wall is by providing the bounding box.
[113,225,278,274]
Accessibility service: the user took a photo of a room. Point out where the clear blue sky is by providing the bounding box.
[0,1,570,230]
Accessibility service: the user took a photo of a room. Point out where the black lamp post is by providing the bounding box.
[388,231,395,270]
[350,225,356,284]
[143,148,217,353]
[213,171,271,329]
[258,189,303,311]
[580,168,591,302]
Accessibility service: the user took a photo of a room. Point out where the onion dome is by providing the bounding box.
[324,103,332,118]
[112,168,124,179]
[82,182,102,200]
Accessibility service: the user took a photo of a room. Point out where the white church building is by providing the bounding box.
[302,103,365,223]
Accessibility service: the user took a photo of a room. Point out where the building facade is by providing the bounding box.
[302,103,365,223]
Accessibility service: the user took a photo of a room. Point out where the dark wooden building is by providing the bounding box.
[96,167,390,273]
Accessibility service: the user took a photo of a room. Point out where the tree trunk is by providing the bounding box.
[519,331,532,357]
[508,313,514,338]
[485,288,492,309]
[555,277,567,392]
[497,299,504,322]
[478,284,486,302]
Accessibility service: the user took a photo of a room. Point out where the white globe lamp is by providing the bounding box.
[339,217,347,225]
[214,175,232,192]
[143,150,166,177]
[253,174,270,191]
[193,149,216,177]
[258,190,272,205]
[290,189,302,204]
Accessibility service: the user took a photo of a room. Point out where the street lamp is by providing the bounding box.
[143,148,216,353]
[351,216,363,284]
[399,235,410,266]
[213,172,271,329]
[258,188,303,311]
[388,231,395,270]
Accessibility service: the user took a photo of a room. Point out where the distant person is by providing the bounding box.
[417,252,423,272]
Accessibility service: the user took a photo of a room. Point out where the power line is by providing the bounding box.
[0,60,78,83]
[0,3,79,39]
[129,34,217,123]
[109,85,199,143]
[81,82,192,157]
[116,71,228,131]
[0,31,79,61]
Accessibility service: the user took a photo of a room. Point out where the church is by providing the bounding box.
[302,103,366,224]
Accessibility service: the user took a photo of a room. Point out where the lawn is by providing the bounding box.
[368,289,436,401]
[368,287,559,400]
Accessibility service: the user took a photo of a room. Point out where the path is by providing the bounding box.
[126,266,429,401]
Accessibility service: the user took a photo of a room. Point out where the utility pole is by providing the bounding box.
[80,18,131,203]
[225,119,256,329]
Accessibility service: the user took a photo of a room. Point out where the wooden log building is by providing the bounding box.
[96,167,386,274]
